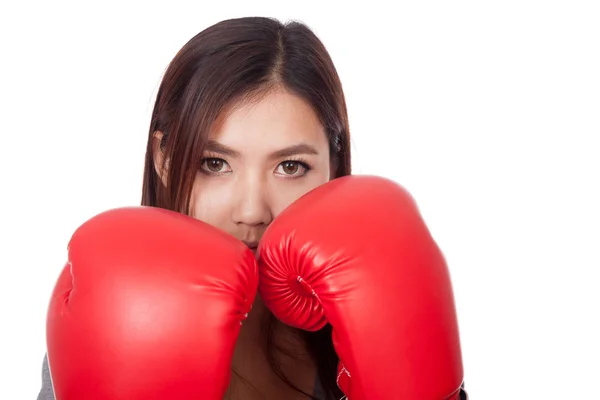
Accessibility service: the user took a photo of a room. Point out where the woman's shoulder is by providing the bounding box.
[459,382,469,399]
[37,354,55,400]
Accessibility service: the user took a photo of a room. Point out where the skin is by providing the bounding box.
[154,88,333,399]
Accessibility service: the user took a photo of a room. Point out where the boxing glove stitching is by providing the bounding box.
[295,276,321,302]
[65,261,74,310]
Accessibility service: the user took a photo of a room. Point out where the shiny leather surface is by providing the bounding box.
[46,207,258,399]
[258,175,465,400]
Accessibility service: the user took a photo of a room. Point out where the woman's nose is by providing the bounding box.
[230,174,273,227]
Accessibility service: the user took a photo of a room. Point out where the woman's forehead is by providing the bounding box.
[209,90,328,153]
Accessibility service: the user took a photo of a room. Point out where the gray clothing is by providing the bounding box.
[37,354,326,400]
[37,355,54,400]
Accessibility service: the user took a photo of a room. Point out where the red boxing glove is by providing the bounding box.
[46,207,258,400]
[257,175,465,400]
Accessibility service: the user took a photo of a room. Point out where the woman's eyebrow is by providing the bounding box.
[269,144,319,159]
[205,140,241,158]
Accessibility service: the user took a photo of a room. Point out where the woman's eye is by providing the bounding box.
[201,158,231,174]
[276,161,309,177]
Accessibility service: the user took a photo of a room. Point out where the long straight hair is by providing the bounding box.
[141,17,351,399]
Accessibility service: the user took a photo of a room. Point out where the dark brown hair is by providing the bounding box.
[141,17,351,399]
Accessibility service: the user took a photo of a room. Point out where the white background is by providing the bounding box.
[1,1,599,399]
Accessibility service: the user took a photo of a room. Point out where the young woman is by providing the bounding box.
[39,16,349,400]
[38,16,468,400]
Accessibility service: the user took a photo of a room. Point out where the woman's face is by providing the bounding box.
[190,89,332,252]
